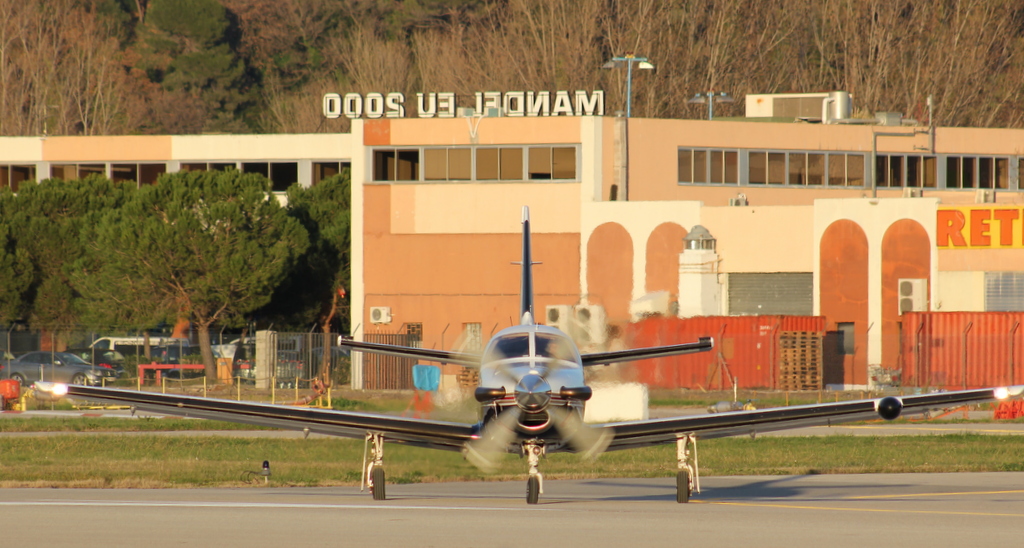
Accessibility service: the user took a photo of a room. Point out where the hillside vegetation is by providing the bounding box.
[2,0,1023,135]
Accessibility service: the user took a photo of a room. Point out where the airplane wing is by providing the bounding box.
[600,386,1023,451]
[338,339,481,367]
[581,337,714,366]
[60,385,476,452]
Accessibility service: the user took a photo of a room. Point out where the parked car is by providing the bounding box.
[64,348,127,377]
[5,351,119,387]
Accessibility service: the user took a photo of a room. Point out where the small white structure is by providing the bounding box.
[678,225,721,317]
[584,382,649,423]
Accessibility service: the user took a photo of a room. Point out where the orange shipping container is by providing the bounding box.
[900,312,1024,389]
[623,316,825,389]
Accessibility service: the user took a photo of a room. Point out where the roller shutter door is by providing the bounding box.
[729,273,813,315]
[985,272,1024,311]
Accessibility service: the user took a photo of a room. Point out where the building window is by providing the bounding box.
[424,148,472,181]
[837,322,855,355]
[788,152,824,185]
[270,163,298,191]
[476,148,524,180]
[0,165,35,192]
[527,147,576,180]
[373,150,420,181]
[313,162,350,185]
[182,162,237,172]
[678,149,738,184]
[112,163,166,186]
[826,153,866,186]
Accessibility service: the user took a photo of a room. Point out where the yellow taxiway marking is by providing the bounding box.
[695,499,1024,518]
[844,489,1024,500]
[834,424,1024,434]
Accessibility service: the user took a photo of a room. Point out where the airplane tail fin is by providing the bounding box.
[520,206,534,325]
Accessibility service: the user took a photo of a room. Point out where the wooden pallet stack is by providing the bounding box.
[457,367,480,389]
[778,331,823,391]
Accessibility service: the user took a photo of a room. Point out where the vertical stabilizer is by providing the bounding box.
[520,206,534,325]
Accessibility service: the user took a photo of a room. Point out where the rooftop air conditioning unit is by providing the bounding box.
[975,189,996,203]
[903,187,922,198]
[370,306,392,324]
[898,279,927,314]
[729,193,748,206]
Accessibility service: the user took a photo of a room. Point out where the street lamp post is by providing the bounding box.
[602,54,655,118]
[687,90,734,120]
[602,54,654,202]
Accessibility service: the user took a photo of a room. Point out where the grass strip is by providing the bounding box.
[1,434,1022,489]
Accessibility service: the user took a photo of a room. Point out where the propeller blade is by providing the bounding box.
[464,407,521,472]
[548,405,612,461]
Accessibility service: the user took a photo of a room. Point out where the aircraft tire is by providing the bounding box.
[676,470,691,503]
[526,475,540,505]
[371,467,386,501]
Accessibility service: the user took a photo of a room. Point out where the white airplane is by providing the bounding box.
[48,207,1024,504]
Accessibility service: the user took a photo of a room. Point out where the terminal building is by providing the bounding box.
[3,91,1024,390]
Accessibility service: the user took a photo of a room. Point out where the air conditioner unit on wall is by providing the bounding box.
[370,306,392,324]
[545,305,574,334]
[975,189,996,203]
[898,279,928,314]
[575,304,608,345]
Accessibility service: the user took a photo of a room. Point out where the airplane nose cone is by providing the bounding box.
[515,374,551,412]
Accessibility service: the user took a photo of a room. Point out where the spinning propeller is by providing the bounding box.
[465,357,611,471]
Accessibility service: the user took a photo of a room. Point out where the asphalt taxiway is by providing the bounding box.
[2,473,1022,547]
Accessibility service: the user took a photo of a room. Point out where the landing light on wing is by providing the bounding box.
[994,385,1024,399]
[33,382,69,401]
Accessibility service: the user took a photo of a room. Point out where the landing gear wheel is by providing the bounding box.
[676,470,691,503]
[371,467,386,500]
[526,475,540,504]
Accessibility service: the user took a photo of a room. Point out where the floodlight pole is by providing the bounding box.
[603,54,653,118]
[602,54,654,203]
[689,90,734,120]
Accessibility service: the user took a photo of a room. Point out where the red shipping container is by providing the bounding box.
[900,312,1024,390]
[623,315,825,389]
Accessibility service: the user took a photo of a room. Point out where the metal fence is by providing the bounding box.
[361,332,421,390]
[269,331,349,388]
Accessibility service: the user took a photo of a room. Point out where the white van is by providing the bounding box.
[90,337,194,364]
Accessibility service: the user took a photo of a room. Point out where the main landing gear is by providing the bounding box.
[676,434,699,503]
[363,432,387,501]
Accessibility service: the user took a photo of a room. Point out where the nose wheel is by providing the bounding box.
[524,441,544,504]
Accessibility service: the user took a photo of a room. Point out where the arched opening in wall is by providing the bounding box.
[820,219,869,387]
[882,219,930,374]
[645,223,688,302]
[587,223,633,325]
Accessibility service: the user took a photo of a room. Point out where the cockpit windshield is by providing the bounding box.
[488,334,530,359]
[534,333,575,361]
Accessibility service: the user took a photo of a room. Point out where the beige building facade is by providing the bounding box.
[4,107,1024,389]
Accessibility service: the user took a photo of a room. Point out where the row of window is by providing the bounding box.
[680,149,1023,190]
[0,162,350,192]
[372,146,578,182]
